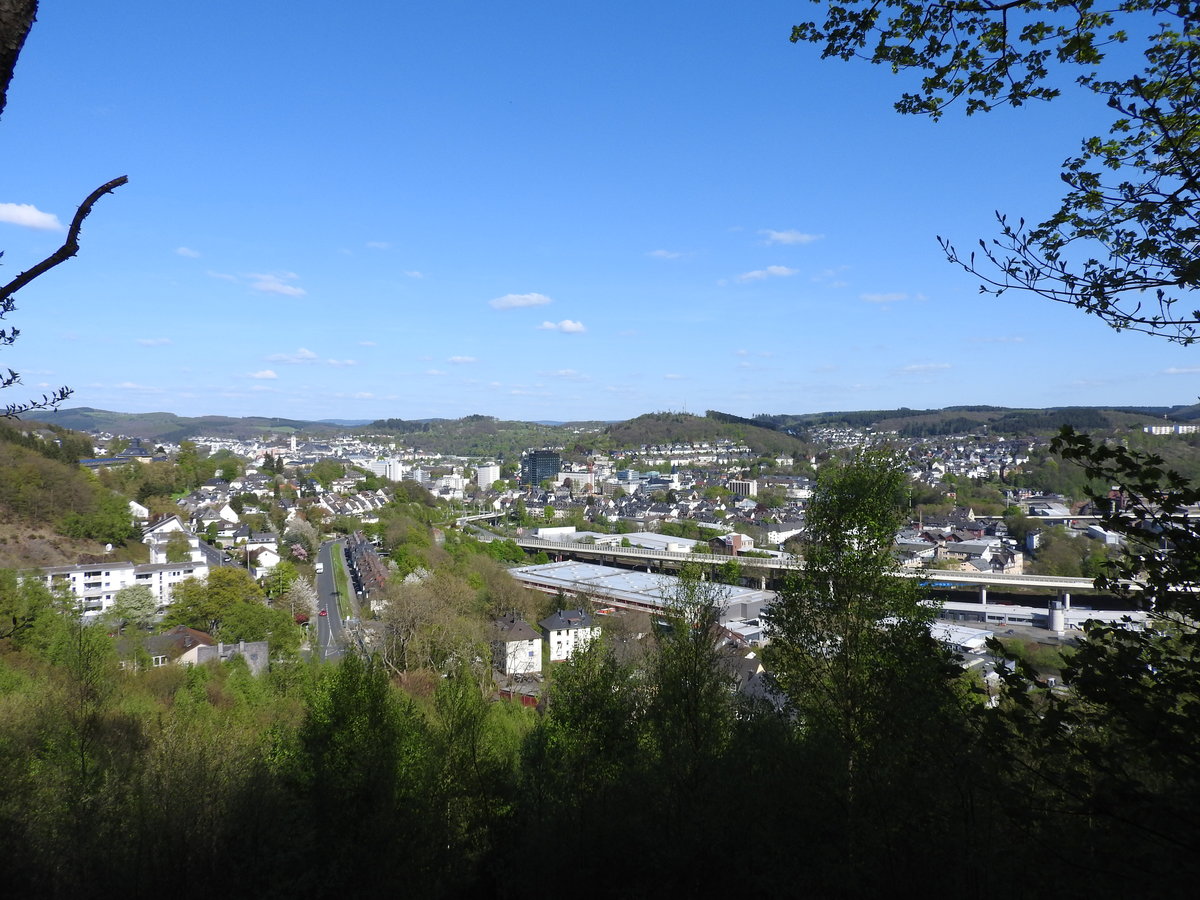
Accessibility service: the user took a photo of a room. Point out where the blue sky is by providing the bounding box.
[1,1,1196,422]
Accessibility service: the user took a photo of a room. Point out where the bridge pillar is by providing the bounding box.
[1060,590,1071,611]
[979,585,987,606]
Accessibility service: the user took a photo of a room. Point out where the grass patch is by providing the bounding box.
[331,547,352,620]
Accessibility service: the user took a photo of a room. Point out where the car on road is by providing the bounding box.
[319,609,328,617]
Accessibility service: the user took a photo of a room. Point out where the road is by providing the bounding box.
[315,539,346,661]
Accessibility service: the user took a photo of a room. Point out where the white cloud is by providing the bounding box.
[663,373,683,380]
[404,270,424,278]
[1165,366,1200,374]
[175,246,201,258]
[647,249,685,259]
[737,265,798,282]
[115,381,163,393]
[267,347,320,364]
[136,337,172,346]
[538,319,586,333]
[425,369,446,376]
[250,369,278,379]
[861,292,908,303]
[206,270,238,282]
[900,363,951,373]
[365,241,391,250]
[490,292,553,310]
[326,358,357,367]
[248,272,306,297]
[760,229,823,245]
[353,391,375,399]
[0,202,63,230]
[359,340,377,347]
[448,355,477,364]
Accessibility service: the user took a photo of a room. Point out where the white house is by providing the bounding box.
[491,614,543,676]
[538,609,600,662]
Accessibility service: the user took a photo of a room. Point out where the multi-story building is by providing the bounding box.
[39,560,209,617]
[520,449,561,487]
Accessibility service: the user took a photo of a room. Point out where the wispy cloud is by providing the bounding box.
[737,265,798,282]
[359,340,377,347]
[206,270,238,282]
[899,363,951,373]
[115,381,164,393]
[1164,366,1200,374]
[267,347,320,364]
[971,335,1026,344]
[760,229,823,245]
[547,369,590,381]
[175,246,201,258]
[425,369,446,376]
[491,292,553,310]
[136,337,172,347]
[326,358,357,367]
[663,373,684,380]
[250,369,278,379]
[647,249,685,260]
[404,270,424,278]
[538,319,586,333]
[365,241,391,250]
[248,272,306,297]
[861,292,908,303]
[0,202,62,230]
[448,355,477,364]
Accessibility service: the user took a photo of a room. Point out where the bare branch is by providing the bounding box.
[0,175,128,305]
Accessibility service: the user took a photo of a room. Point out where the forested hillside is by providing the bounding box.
[602,411,808,457]
[0,421,141,560]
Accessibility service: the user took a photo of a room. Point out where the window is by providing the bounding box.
[152,656,168,667]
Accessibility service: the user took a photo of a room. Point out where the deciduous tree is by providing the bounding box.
[792,1,1200,342]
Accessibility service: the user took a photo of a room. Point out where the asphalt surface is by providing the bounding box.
[315,540,346,661]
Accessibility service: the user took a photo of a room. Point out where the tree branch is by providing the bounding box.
[0,175,128,306]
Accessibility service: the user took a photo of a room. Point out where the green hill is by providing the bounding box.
[601,411,808,457]
[0,420,145,564]
[26,407,344,442]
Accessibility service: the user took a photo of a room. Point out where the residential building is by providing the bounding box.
[538,608,600,662]
[491,614,543,676]
[39,560,209,617]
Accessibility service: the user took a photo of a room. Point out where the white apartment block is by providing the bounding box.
[39,560,210,618]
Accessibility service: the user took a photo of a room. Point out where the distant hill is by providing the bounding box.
[26,407,345,442]
[23,403,1194,452]
[366,414,610,458]
[758,405,1191,438]
[602,411,808,457]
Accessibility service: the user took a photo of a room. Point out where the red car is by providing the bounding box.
[318,609,328,617]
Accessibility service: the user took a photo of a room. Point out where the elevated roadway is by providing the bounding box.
[510,534,1109,593]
